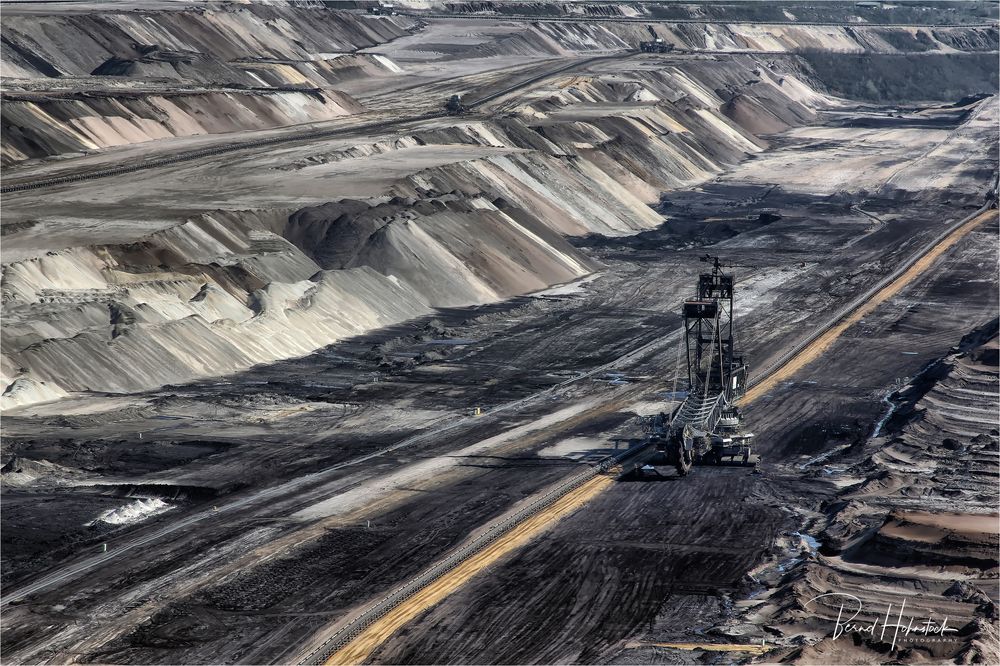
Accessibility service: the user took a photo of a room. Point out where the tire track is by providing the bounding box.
[744,206,998,404]
[324,475,614,666]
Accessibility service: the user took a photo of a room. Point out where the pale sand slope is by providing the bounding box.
[0,4,418,79]
[1,4,419,164]
[4,2,994,165]
[1,90,363,166]
[2,55,828,410]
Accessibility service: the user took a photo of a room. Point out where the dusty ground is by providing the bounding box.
[362,127,1000,666]
[1,3,997,665]
[4,96,996,662]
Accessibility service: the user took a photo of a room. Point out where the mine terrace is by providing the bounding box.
[0,1,997,665]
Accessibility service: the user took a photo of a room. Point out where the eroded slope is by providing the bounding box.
[2,53,828,409]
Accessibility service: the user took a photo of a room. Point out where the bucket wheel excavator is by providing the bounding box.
[650,256,760,476]
[640,26,674,53]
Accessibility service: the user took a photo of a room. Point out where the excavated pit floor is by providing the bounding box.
[2,87,997,664]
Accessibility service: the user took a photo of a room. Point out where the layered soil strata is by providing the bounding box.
[0,3,417,165]
[420,0,997,25]
[2,53,826,409]
[0,4,416,79]
[1,89,363,165]
[741,322,1000,664]
[0,3,996,664]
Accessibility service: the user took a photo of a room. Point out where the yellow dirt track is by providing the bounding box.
[317,208,994,666]
[742,208,996,405]
[324,475,613,665]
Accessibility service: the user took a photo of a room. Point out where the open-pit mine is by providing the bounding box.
[1,1,998,664]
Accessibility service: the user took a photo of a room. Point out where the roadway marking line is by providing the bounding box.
[742,208,997,404]
[322,475,612,665]
[317,207,997,665]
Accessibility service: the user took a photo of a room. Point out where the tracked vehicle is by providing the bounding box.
[445,95,467,115]
[652,256,759,475]
[640,26,674,53]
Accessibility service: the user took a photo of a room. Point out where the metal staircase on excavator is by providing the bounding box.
[673,392,727,431]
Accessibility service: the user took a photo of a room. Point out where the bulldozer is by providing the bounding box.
[651,256,759,475]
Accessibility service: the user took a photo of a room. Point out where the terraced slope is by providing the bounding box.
[1,4,416,79]
[1,53,829,409]
[740,320,999,664]
[0,3,416,165]
[1,89,364,165]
